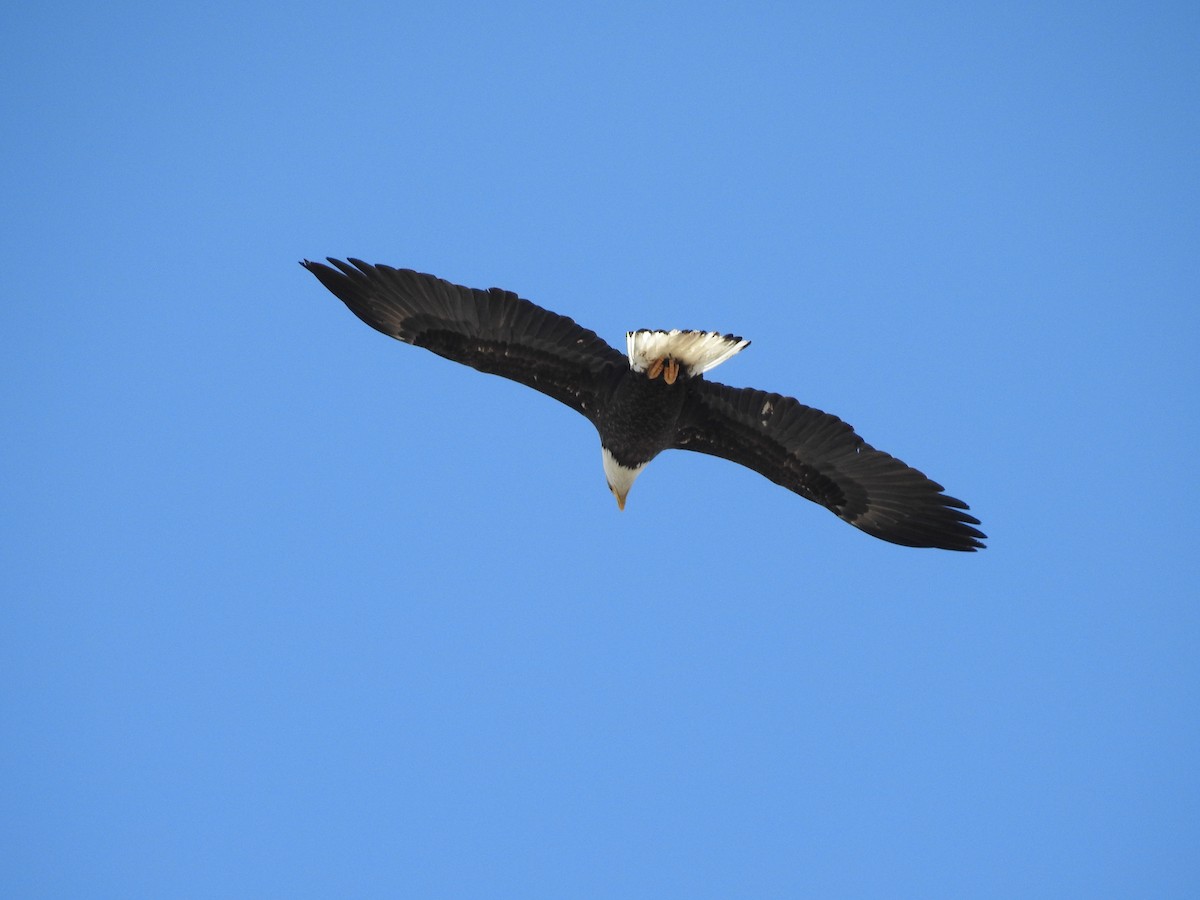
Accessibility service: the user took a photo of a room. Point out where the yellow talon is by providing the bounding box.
[647,358,664,380]
[664,358,679,385]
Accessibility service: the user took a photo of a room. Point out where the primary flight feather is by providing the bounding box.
[304,259,985,551]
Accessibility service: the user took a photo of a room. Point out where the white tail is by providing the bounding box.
[626,330,749,376]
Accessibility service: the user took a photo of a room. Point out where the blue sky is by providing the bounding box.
[3,1,1197,896]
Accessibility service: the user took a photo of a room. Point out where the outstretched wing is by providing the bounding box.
[673,380,986,550]
[303,258,627,422]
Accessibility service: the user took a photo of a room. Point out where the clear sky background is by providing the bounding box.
[3,2,1197,897]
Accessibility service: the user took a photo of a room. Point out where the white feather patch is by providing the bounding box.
[625,330,750,375]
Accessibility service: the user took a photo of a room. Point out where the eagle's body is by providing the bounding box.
[304,258,986,551]
[597,370,686,486]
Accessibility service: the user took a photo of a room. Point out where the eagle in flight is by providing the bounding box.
[304,259,985,551]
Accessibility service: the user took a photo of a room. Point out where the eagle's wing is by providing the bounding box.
[673,380,985,550]
[303,259,627,422]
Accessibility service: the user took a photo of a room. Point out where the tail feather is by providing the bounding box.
[626,330,749,376]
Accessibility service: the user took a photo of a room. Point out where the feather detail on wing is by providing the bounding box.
[303,259,626,422]
[673,380,986,550]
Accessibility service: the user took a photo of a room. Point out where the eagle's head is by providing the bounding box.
[601,447,644,511]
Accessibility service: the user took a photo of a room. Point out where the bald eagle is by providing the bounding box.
[303,259,985,551]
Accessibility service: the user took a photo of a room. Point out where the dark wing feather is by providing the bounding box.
[303,258,627,422]
[673,380,986,550]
